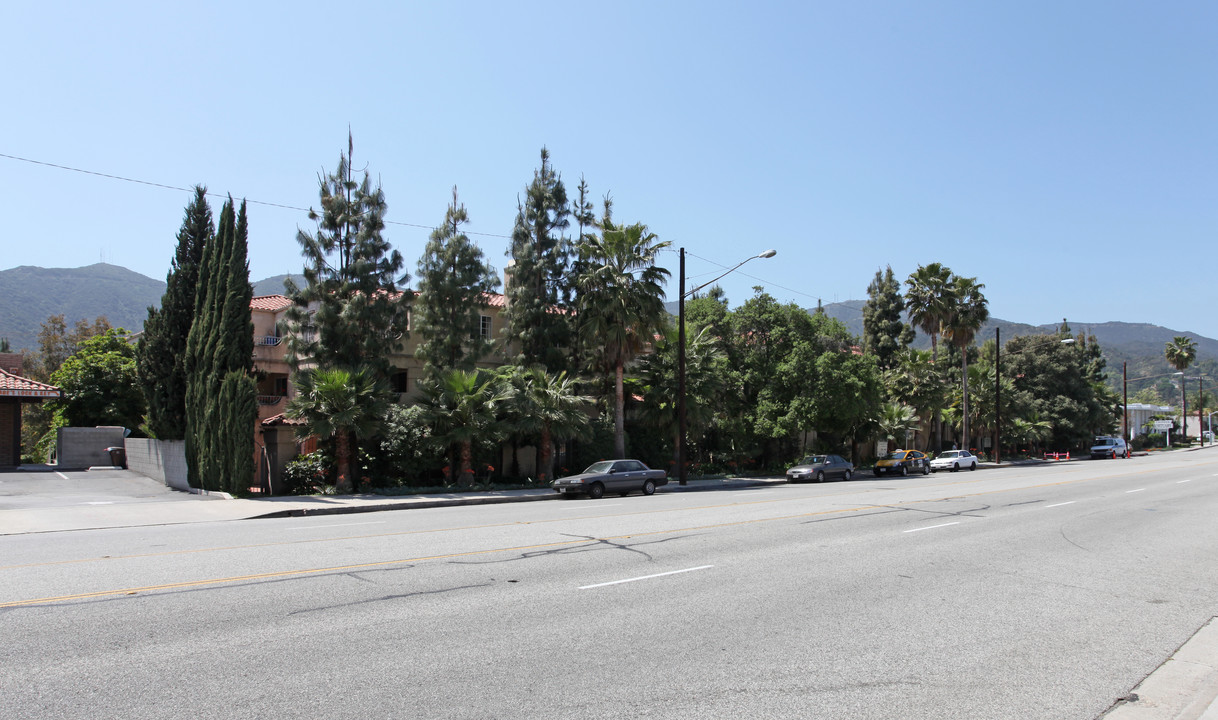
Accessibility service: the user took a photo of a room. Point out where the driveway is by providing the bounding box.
[0,467,209,512]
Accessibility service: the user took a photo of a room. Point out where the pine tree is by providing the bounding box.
[503,147,572,372]
[139,186,213,440]
[285,135,409,382]
[862,265,914,371]
[414,187,500,381]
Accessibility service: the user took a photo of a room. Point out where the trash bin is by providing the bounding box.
[106,446,127,469]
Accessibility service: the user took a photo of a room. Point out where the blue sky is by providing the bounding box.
[3,2,1215,338]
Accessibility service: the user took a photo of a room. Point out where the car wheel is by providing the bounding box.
[588,482,605,499]
[952,463,959,472]
[900,465,908,477]
[843,470,852,481]
[642,479,656,496]
[922,464,929,475]
[969,461,977,471]
[816,471,825,483]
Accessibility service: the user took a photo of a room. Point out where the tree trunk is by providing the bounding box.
[335,430,352,494]
[614,361,626,458]
[961,351,970,452]
[458,441,474,487]
[540,424,554,483]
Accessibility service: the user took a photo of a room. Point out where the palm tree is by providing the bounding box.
[943,275,988,450]
[513,367,593,482]
[418,369,508,486]
[1165,336,1197,438]
[286,367,388,493]
[576,221,671,458]
[877,402,920,449]
[905,263,954,451]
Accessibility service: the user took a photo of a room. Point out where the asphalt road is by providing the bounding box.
[2,452,1216,719]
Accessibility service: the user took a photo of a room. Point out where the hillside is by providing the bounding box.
[0,264,166,352]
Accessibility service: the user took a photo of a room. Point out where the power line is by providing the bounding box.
[0,151,510,239]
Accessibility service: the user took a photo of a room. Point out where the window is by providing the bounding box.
[480,315,492,340]
[391,370,409,394]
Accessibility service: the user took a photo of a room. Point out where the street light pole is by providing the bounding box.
[678,248,687,485]
[677,247,776,485]
[994,326,1001,465]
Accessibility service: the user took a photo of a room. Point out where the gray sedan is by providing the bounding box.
[551,459,669,499]
[787,454,854,483]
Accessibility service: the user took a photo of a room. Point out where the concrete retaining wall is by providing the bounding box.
[56,427,126,469]
[125,438,190,491]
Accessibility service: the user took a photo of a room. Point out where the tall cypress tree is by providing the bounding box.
[862,265,914,371]
[185,198,257,492]
[414,186,500,381]
[285,135,409,382]
[138,186,212,439]
[503,147,572,372]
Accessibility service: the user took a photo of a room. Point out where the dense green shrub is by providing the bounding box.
[283,450,335,495]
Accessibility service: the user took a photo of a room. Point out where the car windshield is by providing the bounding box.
[800,456,827,465]
[884,451,906,460]
[1093,438,1117,446]
[583,461,615,473]
[938,451,959,458]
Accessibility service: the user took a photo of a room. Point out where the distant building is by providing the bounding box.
[1124,403,1174,437]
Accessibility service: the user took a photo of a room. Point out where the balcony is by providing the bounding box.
[255,336,282,346]
[258,395,284,407]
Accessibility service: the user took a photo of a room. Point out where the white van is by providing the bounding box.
[1090,436,1129,459]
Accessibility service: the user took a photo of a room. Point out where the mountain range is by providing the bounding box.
[3,265,1214,391]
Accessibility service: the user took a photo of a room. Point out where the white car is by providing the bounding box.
[930,450,978,472]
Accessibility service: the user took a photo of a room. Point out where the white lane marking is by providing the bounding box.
[1126,488,1146,494]
[558,504,622,510]
[1178,479,1193,484]
[903,522,960,534]
[284,521,386,531]
[1046,501,1076,508]
[83,501,114,505]
[56,472,70,480]
[579,565,714,590]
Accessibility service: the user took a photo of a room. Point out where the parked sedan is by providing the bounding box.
[929,450,978,472]
[786,454,854,483]
[551,459,668,499]
[874,449,930,476]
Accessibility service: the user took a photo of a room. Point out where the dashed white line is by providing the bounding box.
[1178,479,1194,484]
[83,501,114,505]
[579,565,714,590]
[1046,501,1076,508]
[284,521,386,531]
[903,522,960,534]
[1126,488,1146,494]
[55,472,70,480]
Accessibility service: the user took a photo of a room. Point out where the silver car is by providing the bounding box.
[786,454,854,483]
[551,460,669,499]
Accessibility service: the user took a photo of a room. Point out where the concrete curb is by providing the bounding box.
[1102,617,1218,719]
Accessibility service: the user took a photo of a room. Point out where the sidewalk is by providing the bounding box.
[0,473,785,536]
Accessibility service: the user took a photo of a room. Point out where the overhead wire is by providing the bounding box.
[0,151,511,239]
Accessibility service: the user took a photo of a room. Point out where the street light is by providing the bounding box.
[677,247,776,485]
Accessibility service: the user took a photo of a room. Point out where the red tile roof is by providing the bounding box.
[0,368,61,398]
[261,413,307,427]
[251,295,293,312]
